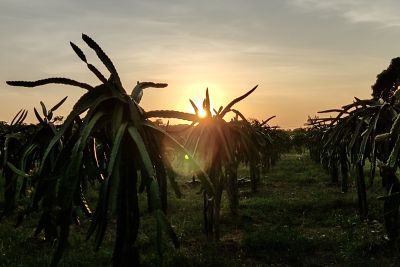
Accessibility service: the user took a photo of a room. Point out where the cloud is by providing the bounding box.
[289,0,400,28]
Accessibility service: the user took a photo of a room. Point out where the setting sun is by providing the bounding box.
[198,108,207,118]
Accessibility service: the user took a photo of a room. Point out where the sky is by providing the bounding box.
[1,0,400,128]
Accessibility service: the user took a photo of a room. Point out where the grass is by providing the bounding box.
[1,153,400,266]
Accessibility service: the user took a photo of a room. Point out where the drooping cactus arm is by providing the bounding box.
[131,81,168,103]
[261,115,276,126]
[7,78,93,91]
[219,85,258,118]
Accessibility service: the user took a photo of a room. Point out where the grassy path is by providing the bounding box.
[1,153,399,266]
[234,153,393,266]
[163,153,398,266]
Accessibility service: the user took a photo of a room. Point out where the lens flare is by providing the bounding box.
[161,139,205,177]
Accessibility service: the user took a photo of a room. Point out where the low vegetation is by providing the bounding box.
[1,153,399,266]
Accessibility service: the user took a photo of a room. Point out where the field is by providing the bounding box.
[1,152,398,267]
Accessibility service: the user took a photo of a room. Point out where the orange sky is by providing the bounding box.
[1,1,399,128]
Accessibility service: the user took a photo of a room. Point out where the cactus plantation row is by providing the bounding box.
[307,57,400,242]
[0,35,287,267]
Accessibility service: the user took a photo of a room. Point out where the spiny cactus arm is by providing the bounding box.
[50,96,68,112]
[40,101,47,117]
[219,85,258,118]
[131,81,168,103]
[321,98,376,126]
[189,99,199,115]
[10,109,23,126]
[341,98,375,110]
[203,88,210,112]
[307,117,335,125]
[261,115,276,126]
[70,42,107,83]
[318,109,348,114]
[10,109,28,126]
[214,106,223,116]
[81,34,123,90]
[6,78,93,91]
[33,108,45,124]
[230,109,251,124]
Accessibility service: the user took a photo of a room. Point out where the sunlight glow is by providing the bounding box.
[198,108,207,118]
